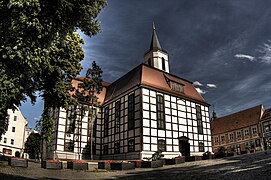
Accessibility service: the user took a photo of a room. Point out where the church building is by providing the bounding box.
[48,25,212,160]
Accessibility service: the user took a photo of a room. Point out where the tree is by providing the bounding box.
[77,61,103,160]
[24,132,42,159]
[0,0,106,158]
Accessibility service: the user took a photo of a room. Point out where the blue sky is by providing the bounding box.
[20,0,271,128]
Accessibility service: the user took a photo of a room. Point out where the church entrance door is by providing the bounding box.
[179,136,190,156]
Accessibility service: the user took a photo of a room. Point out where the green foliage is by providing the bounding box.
[35,111,55,143]
[77,61,103,159]
[78,61,103,106]
[15,151,20,158]
[24,132,42,159]
[0,0,107,137]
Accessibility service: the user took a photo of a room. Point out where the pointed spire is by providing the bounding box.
[211,104,217,120]
[149,22,162,51]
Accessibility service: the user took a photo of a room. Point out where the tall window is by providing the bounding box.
[148,58,151,66]
[229,133,234,141]
[64,140,74,152]
[244,129,249,136]
[158,139,166,152]
[157,95,165,129]
[103,145,108,155]
[11,139,14,145]
[92,143,96,155]
[115,101,121,133]
[162,58,166,71]
[114,142,120,154]
[237,131,242,139]
[4,138,7,143]
[104,107,109,137]
[252,127,257,134]
[199,142,204,152]
[221,135,225,144]
[13,116,17,121]
[12,127,15,132]
[93,119,97,138]
[128,139,135,152]
[66,105,76,133]
[196,105,203,134]
[214,136,218,144]
[128,94,135,130]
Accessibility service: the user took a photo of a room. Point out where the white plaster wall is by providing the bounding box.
[0,107,27,156]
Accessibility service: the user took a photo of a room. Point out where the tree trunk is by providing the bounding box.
[89,105,97,160]
[41,104,49,163]
[90,106,94,160]
[41,135,47,163]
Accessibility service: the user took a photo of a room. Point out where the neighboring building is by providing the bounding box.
[24,128,39,142]
[260,108,271,150]
[49,25,212,160]
[47,80,109,160]
[23,128,40,159]
[0,107,28,157]
[211,105,264,155]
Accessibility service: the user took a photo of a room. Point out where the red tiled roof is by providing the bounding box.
[211,105,264,135]
[104,65,142,101]
[141,65,207,103]
[70,76,110,104]
[104,64,208,104]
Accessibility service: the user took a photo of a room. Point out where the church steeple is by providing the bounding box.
[144,23,169,73]
[149,23,162,51]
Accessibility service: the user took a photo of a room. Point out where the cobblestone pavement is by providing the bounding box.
[1,151,271,180]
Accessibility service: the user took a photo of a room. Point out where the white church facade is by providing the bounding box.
[48,26,211,160]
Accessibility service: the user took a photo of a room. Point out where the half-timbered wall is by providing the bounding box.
[48,105,100,160]
[97,88,142,160]
[141,87,211,158]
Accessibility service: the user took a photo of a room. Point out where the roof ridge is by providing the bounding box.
[214,104,263,120]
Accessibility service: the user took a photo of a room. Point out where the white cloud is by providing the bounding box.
[257,40,271,64]
[234,54,256,62]
[207,84,217,88]
[195,87,207,94]
[193,81,203,86]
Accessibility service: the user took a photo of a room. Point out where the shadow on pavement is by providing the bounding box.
[110,151,271,180]
[0,172,35,180]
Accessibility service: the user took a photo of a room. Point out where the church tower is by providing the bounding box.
[144,23,169,73]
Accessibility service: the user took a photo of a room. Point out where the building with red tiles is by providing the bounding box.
[260,108,271,149]
[48,26,211,160]
[211,105,265,155]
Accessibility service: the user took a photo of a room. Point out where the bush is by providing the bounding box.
[202,151,211,160]
[15,151,20,158]
[214,147,226,158]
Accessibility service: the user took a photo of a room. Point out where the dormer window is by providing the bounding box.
[169,81,184,92]
[164,74,184,93]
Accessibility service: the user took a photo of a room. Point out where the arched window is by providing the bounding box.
[148,58,151,66]
[162,58,166,71]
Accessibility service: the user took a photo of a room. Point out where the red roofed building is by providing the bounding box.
[211,105,265,155]
[260,108,271,149]
[49,25,211,160]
